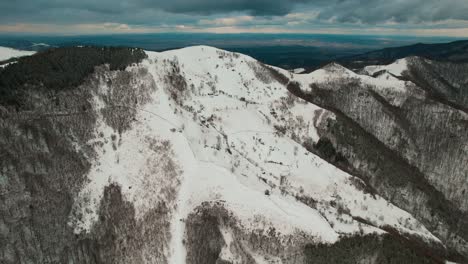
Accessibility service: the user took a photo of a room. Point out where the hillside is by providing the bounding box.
[0,46,466,264]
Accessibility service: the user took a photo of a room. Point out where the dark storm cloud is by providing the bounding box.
[146,0,298,15]
[1,0,468,26]
[0,0,306,22]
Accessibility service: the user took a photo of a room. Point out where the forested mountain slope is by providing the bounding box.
[340,40,468,68]
[0,46,466,263]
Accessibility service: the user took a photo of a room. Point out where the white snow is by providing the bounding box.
[0,46,35,62]
[291,61,410,94]
[68,46,443,263]
[292,68,306,74]
[363,58,408,77]
[31,42,50,47]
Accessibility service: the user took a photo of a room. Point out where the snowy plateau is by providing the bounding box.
[0,46,35,68]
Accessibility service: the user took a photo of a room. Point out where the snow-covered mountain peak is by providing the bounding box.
[321,62,350,72]
[3,45,466,264]
[363,58,409,77]
[62,46,447,263]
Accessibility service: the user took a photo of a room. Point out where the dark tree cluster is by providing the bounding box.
[0,46,147,108]
[314,137,348,164]
[304,234,438,264]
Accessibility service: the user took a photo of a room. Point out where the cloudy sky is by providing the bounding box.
[1,0,468,36]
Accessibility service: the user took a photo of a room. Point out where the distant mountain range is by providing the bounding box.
[340,40,468,68]
[0,34,464,69]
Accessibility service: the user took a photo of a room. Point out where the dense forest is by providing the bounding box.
[0,46,147,109]
[304,234,439,264]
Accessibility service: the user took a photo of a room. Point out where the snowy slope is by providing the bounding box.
[291,68,305,74]
[0,46,35,62]
[362,58,408,78]
[68,46,444,263]
[292,61,412,93]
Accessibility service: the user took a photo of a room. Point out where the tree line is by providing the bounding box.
[0,46,147,109]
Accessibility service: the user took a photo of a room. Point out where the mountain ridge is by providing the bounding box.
[339,40,468,68]
[0,45,466,263]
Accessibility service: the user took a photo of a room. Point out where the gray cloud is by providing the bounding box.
[0,0,305,21]
[314,0,468,24]
[152,0,304,15]
[1,0,468,32]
